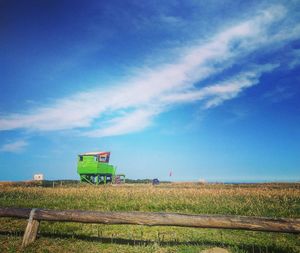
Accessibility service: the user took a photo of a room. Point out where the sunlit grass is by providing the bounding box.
[0,182,299,252]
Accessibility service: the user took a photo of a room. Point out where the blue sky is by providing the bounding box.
[0,0,299,182]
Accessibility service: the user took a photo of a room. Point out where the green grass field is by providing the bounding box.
[0,182,299,252]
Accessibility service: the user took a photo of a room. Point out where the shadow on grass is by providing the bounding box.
[0,230,295,253]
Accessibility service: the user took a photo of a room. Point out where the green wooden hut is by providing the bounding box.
[77,151,124,184]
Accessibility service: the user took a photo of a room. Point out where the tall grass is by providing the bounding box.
[0,183,299,252]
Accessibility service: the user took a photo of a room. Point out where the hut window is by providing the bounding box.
[79,156,83,161]
[99,156,106,162]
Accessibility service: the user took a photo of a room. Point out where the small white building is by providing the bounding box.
[33,174,44,181]
[199,178,206,184]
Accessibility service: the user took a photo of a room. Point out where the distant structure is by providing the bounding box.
[33,174,44,181]
[199,178,206,184]
[152,178,160,185]
[77,151,125,185]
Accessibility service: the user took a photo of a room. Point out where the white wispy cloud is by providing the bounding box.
[0,140,28,153]
[84,107,160,137]
[288,49,300,69]
[161,64,279,108]
[0,5,299,137]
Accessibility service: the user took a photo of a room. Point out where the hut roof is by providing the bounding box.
[79,151,110,156]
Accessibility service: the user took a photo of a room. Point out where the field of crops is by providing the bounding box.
[0,182,299,252]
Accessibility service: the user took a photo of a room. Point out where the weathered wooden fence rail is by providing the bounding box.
[0,207,299,248]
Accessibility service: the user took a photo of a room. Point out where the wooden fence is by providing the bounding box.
[0,207,299,248]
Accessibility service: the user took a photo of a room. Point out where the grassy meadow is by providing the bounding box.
[0,182,299,252]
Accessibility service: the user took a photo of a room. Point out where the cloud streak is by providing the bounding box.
[0,140,28,153]
[0,5,299,137]
[161,64,279,108]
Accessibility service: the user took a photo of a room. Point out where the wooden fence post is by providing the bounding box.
[22,208,40,248]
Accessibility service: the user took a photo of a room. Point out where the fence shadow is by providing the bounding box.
[0,230,294,253]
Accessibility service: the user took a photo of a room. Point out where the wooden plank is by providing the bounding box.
[22,209,40,248]
[0,207,31,218]
[0,207,299,233]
